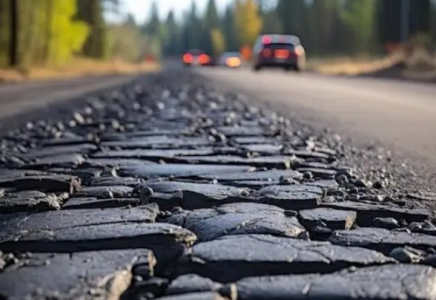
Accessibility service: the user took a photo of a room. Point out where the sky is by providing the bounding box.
[122,0,234,24]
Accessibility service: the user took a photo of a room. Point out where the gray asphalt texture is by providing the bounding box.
[0,74,139,132]
[198,67,436,192]
[1,69,436,299]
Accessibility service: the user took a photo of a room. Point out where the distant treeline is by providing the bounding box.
[1,0,435,68]
[0,0,146,68]
[143,0,436,58]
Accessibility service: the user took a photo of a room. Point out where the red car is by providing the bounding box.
[182,49,213,67]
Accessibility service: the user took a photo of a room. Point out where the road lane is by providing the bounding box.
[0,74,140,131]
[198,68,436,172]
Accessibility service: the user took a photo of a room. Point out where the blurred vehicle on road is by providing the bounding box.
[217,52,243,68]
[252,35,306,72]
[182,49,214,67]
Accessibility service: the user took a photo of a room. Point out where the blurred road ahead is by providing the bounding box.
[198,67,436,170]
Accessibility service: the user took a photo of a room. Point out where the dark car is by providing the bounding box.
[182,49,213,67]
[252,35,306,72]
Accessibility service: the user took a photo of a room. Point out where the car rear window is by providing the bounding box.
[264,43,295,50]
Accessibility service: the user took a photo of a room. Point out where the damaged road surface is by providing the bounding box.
[1,71,436,300]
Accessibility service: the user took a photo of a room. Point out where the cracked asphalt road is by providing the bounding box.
[1,68,436,299]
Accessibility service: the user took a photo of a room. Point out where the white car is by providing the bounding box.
[217,52,243,68]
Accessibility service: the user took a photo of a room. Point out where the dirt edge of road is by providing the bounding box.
[0,59,160,84]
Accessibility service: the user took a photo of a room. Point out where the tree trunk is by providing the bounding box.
[9,0,18,66]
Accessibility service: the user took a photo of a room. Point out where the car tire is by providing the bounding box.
[253,65,262,72]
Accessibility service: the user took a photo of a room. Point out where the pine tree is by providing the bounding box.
[222,4,239,51]
[164,10,180,56]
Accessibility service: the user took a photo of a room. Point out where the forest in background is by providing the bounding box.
[0,0,146,68]
[147,0,436,59]
[1,0,436,69]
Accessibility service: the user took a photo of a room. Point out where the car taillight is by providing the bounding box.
[261,49,272,58]
[183,53,193,63]
[275,49,290,58]
[199,54,211,64]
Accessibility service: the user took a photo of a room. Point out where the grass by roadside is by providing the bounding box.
[307,50,436,83]
[0,58,161,84]
[307,54,404,75]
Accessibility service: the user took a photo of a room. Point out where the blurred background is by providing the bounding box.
[0,0,435,80]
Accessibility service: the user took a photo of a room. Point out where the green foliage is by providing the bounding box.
[47,0,89,64]
[109,15,146,62]
[261,9,283,34]
[211,28,226,56]
[234,0,263,47]
[0,0,11,67]
[340,0,377,54]
[0,0,89,67]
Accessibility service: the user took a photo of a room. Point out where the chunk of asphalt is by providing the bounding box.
[166,274,223,296]
[0,169,46,182]
[5,174,80,193]
[166,203,306,242]
[299,208,357,230]
[222,179,281,189]
[321,201,429,226]
[21,154,85,169]
[0,191,68,213]
[200,169,303,183]
[62,197,141,209]
[306,180,339,189]
[90,176,145,187]
[295,168,337,179]
[155,292,227,300]
[373,217,400,229]
[75,185,134,199]
[286,150,331,161]
[0,222,196,270]
[92,149,215,160]
[0,250,155,300]
[232,136,277,145]
[241,144,283,155]
[0,204,159,235]
[255,185,323,210]
[329,227,436,254]
[179,234,393,282]
[100,136,212,149]
[173,156,297,169]
[100,129,192,141]
[142,181,253,210]
[234,264,436,300]
[118,164,255,179]
[83,158,157,168]
[216,126,267,137]
[19,144,97,159]
[128,277,169,299]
